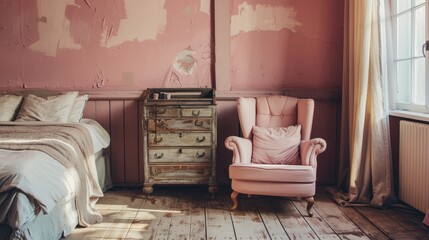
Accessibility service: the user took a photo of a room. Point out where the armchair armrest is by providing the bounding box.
[224,136,253,164]
[300,138,327,166]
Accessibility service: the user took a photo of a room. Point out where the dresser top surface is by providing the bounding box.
[143,88,216,105]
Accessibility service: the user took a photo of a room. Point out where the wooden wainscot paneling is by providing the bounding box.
[216,89,341,186]
[1,88,339,187]
[83,90,144,186]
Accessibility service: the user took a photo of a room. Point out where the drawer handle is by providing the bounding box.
[195,120,204,126]
[192,110,201,116]
[157,108,167,114]
[196,152,205,158]
[196,136,206,143]
[155,136,163,143]
[154,153,164,159]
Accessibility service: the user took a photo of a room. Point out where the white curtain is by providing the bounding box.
[336,0,394,207]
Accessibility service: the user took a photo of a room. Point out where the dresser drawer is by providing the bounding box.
[148,147,212,163]
[149,165,211,180]
[147,107,179,118]
[147,119,212,131]
[181,107,213,117]
[148,132,212,146]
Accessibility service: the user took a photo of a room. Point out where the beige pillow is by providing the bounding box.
[251,125,301,165]
[69,94,89,122]
[16,92,78,122]
[0,95,23,121]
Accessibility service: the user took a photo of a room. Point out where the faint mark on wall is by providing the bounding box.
[166,72,182,87]
[122,72,134,85]
[101,0,167,48]
[38,16,47,23]
[28,0,81,57]
[231,2,302,36]
[84,0,92,8]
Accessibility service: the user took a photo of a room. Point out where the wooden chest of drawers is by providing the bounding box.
[141,88,217,195]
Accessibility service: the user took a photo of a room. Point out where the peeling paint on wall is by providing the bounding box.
[94,70,109,88]
[200,0,210,15]
[0,0,213,89]
[230,0,343,90]
[230,2,302,36]
[28,0,81,57]
[101,0,167,48]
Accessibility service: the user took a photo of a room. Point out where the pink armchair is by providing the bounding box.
[224,95,326,216]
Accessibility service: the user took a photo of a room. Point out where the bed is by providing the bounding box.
[0,91,112,240]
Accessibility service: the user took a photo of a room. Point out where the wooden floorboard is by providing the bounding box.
[231,198,270,239]
[272,198,319,239]
[64,186,429,240]
[313,191,369,239]
[253,198,290,240]
[355,207,410,239]
[189,197,206,240]
[205,192,236,239]
[336,205,389,240]
[293,199,341,239]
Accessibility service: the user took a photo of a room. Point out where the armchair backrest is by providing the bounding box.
[237,95,314,140]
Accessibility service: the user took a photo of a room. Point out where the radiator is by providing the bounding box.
[399,120,429,213]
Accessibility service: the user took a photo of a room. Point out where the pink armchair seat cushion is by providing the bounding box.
[229,163,316,183]
[251,125,301,165]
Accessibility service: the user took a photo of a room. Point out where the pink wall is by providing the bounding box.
[0,0,344,186]
[0,0,212,89]
[230,0,343,90]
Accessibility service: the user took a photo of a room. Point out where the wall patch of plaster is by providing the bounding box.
[101,0,167,48]
[231,2,302,36]
[163,48,200,87]
[28,0,81,57]
[173,48,197,76]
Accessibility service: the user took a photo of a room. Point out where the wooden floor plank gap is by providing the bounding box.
[229,204,238,240]
[204,201,208,240]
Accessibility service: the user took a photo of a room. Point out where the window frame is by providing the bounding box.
[392,0,428,113]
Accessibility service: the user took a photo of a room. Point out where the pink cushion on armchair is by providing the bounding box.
[251,125,301,165]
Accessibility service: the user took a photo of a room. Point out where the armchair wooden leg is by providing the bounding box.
[230,191,239,211]
[304,196,314,217]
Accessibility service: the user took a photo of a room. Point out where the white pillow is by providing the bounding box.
[69,94,89,122]
[16,92,78,122]
[0,95,23,121]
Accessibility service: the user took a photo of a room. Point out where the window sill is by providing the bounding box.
[389,110,429,123]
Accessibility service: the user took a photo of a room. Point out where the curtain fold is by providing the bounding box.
[337,0,394,207]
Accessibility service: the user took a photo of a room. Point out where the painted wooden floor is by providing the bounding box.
[63,186,429,240]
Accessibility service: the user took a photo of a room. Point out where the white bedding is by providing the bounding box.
[0,119,110,230]
[80,118,110,153]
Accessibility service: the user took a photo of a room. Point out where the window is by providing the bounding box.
[393,0,428,112]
